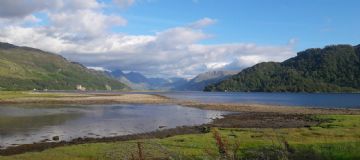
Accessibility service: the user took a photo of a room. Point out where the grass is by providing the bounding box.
[0,91,90,100]
[0,91,35,100]
[0,115,359,159]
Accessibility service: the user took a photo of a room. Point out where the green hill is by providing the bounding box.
[0,42,127,91]
[204,44,360,92]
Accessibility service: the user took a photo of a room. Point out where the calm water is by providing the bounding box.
[1,91,359,148]
[0,104,227,148]
[53,91,360,108]
[158,92,360,108]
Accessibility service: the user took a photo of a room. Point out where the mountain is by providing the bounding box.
[109,69,236,91]
[110,69,126,78]
[0,42,128,91]
[151,77,188,90]
[125,72,148,83]
[166,77,189,89]
[110,71,149,90]
[177,70,238,91]
[110,70,188,90]
[205,44,360,92]
[117,76,149,90]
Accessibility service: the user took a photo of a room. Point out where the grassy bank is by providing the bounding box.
[0,91,171,105]
[1,115,359,159]
[0,91,69,99]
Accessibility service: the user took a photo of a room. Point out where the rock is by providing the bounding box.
[40,139,50,142]
[159,125,167,129]
[52,136,60,141]
[200,126,210,133]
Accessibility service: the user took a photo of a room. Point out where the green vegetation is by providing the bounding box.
[205,44,360,92]
[1,115,359,159]
[0,91,78,100]
[0,42,127,91]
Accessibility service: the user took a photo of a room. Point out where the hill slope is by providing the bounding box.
[0,42,127,91]
[178,70,237,91]
[205,44,360,92]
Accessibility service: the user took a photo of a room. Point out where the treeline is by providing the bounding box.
[205,44,360,92]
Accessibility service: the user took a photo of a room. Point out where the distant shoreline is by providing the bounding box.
[0,91,359,115]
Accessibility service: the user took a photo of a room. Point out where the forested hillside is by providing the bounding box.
[205,44,360,92]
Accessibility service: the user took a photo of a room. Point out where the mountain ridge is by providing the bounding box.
[110,70,237,91]
[110,70,188,90]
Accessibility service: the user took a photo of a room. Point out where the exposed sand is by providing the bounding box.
[0,93,172,105]
[1,92,359,115]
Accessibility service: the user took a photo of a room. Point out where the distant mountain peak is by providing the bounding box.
[192,70,238,83]
[174,70,238,91]
[124,71,148,83]
[111,69,125,78]
[109,69,188,90]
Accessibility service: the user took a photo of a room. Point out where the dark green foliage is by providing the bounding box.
[0,42,127,91]
[205,44,360,92]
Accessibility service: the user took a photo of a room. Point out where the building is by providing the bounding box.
[76,85,86,91]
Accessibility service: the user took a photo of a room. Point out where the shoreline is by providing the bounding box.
[1,91,359,114]
[0,112,320,156]
[0,91,359,156]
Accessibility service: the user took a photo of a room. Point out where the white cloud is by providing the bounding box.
[0,0,296,78]
[0,0,102,18]
[87,66,110,72]
[113,0,135,8]
[288,38,298,46]
[0,15,41,27]
[189,17,216,29]
[55,0,101,11]
[150,27,210,50]
[0,0,52,18]
[48,10,127,39]
[0,22,295,78]
[205,62,228,70]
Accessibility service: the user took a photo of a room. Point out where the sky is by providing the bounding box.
[0,0,359,78]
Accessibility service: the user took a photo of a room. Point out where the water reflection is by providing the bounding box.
[0,104,227,148]
[0,113,82,136]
